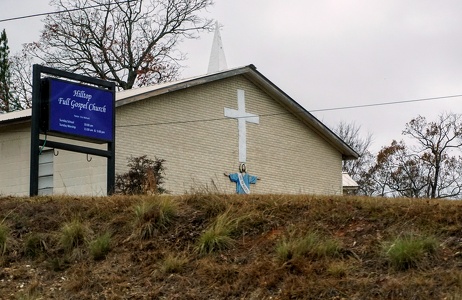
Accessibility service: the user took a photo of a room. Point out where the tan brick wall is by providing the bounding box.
[0,122,107,196]
[0,123,31,196]
[116,75,342,195]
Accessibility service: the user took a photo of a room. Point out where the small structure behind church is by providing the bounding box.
[342,172,359,195]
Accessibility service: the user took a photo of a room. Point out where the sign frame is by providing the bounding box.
[30,65,116,196]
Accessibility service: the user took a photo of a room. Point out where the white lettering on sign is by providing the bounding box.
[57,92,106,113]
[73,90,92,101]
[88,103,107,113]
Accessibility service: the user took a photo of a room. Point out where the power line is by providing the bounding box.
[1,2,460,117]
[115,93,462,128]
[4,91,461,128]
[117,116,226,128]
[310,94,462,112]
[0,0,137,23]
[2,4,460,116]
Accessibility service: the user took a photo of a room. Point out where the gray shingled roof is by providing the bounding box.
[0,65,359,160]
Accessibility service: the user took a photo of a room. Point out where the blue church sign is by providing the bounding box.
[45,78,114,143]
[30,65,116,196]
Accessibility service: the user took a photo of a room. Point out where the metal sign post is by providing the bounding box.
[30,65,116,196]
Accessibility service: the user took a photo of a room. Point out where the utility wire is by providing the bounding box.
[0,0,137,23]
[116,93,462,128]
[4,87,462,129]
[310,94,462,112]
[2,4,460,116]
[1,2,460,118]
[4,92,462,129]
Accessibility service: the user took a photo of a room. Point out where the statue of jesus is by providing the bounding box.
[224,163,260,194]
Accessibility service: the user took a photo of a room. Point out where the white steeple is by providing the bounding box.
[207,21,228,73]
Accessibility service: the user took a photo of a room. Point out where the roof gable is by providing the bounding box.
[0,65,358,160]
[116,65,359,160]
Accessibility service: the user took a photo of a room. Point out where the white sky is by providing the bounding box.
[2,0,462,153]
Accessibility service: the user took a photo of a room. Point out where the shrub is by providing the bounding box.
[116,155,167,195]
[89,232,111,260]
[383,233,438,270]
[134,197,177,239]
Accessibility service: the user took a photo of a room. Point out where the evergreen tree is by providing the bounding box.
[0,29,12,113]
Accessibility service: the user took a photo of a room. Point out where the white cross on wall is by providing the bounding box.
[224,89,260,162]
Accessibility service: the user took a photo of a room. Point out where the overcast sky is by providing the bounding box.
[2,1,462,153]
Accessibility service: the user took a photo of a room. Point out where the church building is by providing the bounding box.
[0,25,358,196]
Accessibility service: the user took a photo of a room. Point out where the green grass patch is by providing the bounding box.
[383,233,439,270]
[89,232,111,260]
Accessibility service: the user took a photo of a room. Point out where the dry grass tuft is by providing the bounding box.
[89,232,111,260]
[196,210,244,254]
[326,259,355,278]
[183,193,229,218]
[24,232,47,258]
[159,253,189,274]
[0,222,9,255]
[59,219,90,252]
[276,230,342,262]
[133,196,178,239]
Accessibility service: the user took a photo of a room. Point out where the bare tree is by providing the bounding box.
[8,51,33,110]
[334,121,374,195]
[25,0,214,90]
[370,140,431,198]
[365,113,462,199]
[402,113,462,198]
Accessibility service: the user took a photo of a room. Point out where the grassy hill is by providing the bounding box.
[0,194,461,299]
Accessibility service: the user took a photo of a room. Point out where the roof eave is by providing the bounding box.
[0,117,31,127]
[0,109,32,127]
[0,65,360,160]
[116,66,254,107]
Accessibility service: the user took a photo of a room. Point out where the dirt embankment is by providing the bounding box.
[0,194,461,299]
